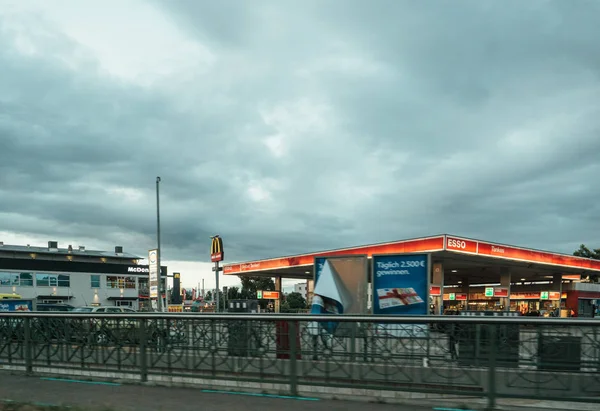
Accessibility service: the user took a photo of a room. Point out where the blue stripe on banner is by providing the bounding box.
[200,389,320,401]
[40,377,121,386]
[310,295,341,334]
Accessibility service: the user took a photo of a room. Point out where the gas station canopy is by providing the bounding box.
[223,234,600,284]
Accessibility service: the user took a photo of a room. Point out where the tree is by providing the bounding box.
[573,244,600,283]
[573,244,600,259]
[227,286,240,300]
[285,292,307,310]
[238,276,275,299]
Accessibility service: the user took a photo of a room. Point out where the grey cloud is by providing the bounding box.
[1,1,599,266]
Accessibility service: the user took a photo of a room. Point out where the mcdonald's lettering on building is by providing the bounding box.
[211,237,224,262]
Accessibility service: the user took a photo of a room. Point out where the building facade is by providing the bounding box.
[293,282,307,299]
[0,241,166,311]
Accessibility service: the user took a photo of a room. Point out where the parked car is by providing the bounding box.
[36,303,75,312]
[69,306,140,344]
[71,306,136,314]
[28,306,139,344]
[70,307,180,347]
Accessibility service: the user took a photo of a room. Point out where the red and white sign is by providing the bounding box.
[494,288,509,298]
[445,237,478,253]
[261,291,280,300]
[548,291,561,300]
[443,293,468,301]
[430,286,442,296]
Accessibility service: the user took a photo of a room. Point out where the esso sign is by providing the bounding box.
[446,237,477,253]
[447,238,467,249]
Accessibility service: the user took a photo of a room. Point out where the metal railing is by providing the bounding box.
[1,313,599,409]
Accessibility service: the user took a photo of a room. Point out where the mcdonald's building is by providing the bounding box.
[223,234,600,317]
[0,240,167,311]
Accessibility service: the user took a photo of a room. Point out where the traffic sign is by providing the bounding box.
[212,266,223,272]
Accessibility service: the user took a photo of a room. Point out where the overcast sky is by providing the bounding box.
[1,0,599,290]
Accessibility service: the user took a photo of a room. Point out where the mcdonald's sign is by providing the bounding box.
[211,236,224,262]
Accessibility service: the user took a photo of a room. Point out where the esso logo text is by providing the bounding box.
[447,238,467,249]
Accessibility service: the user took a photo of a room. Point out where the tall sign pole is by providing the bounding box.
[210,235,224,312]
[156,176,163,312]
[149,249,158,309]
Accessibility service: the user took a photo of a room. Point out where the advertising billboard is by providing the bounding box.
[314,255,368,314]
[309,255,368,336]
[372,253,430,337]
[0,299,33,312]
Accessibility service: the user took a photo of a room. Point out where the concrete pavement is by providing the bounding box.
[1,373,598,411]
[0,374,437,411]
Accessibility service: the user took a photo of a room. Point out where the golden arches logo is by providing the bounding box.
[211,237,224,262]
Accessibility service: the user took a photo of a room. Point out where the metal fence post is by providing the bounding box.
[289,320,298,396]
[140,318,148,382]
[426,321,431,366]
[24,317,33,375]
[165,317,171,372]
[486,324,497,411]
[211,319,217,375]
[349,322,357,362]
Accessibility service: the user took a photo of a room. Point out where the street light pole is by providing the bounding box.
[156,176,163,312]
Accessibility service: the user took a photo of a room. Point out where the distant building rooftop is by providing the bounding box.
[0,240,141,260]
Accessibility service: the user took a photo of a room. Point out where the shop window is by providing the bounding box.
[116,300,133,308]
[123,277,136,289]
[36,274,70,287]
[91,275,101,288]
[19,273,34,286]
[107,276,136,289]
[138,278,149,296]
[107,276,118,288]
[36,274,56,287]
[0,272,17,286]
[0,272,34,286]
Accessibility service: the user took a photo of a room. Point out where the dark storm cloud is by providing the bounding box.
[1,1,600,264]
[0,17,240,259]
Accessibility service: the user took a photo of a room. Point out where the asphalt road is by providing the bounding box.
[0,374,439,411]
